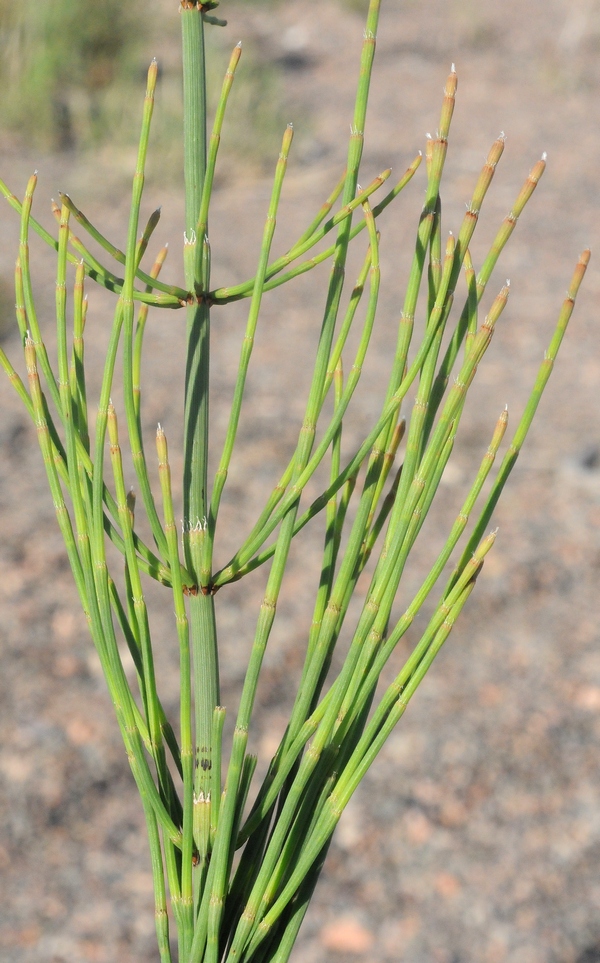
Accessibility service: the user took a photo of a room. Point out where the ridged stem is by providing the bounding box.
[180,2,221,915]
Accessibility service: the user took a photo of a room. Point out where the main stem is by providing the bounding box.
[181,2,220,874]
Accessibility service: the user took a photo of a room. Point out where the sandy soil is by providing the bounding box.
[1,1,600,961]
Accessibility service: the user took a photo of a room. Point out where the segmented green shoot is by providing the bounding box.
[207,123,294,574]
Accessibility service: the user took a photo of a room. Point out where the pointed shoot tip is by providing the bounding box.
[541,151,548,161]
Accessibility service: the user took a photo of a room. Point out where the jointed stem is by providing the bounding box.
[180,3,222,914]
[207,123,294,575]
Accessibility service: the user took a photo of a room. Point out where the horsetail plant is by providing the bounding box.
[0,1,589,961]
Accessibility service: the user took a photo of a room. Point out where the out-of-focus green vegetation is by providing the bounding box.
[0,0,147,150]
[0,0,288,174]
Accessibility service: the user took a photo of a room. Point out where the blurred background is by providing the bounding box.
[1,1,600,962]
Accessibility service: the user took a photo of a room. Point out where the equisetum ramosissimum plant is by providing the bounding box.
[0,1,589,961]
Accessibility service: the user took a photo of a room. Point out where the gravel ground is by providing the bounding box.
[1,1,600,961]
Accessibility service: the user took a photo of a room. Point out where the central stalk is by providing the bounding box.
[180,0,220,881]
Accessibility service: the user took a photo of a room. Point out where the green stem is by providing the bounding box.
[181,3,220,915]
[157,425,195,956]
[182,4,207,242]
[121,60,170,563]
[58,190,188,301]
[207,124,294,572]
[451,249,589,585]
